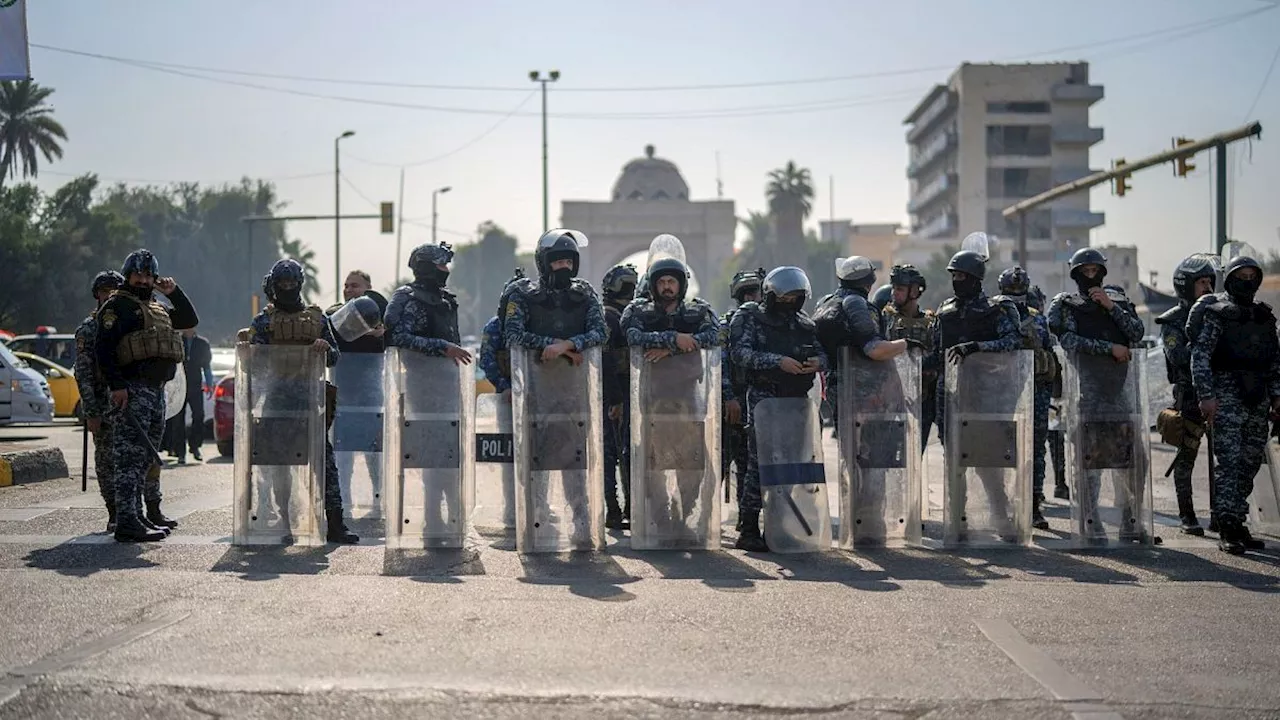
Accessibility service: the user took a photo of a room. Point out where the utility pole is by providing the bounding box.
[432,186,452,244]
[333,129,356,305]
[394,168,405,283]
[529,70,560,233]
[715,151,724,200]
[1215,142,1228,254]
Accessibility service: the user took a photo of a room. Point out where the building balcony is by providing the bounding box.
[915,211,957,240]
[906,89,957,144]
[907,172,956,214]
[1051,83,1105,105]
[1052,166,1101,185]
[1052,208,1105,230]
[907,130,956,178]
[1052,125,1104,146]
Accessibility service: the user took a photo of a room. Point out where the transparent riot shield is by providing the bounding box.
[473,392,516,532]
[512,347,605,553]
[330,353,384,520]
[755,394,832,553]
[1250,436,1280,536]
[837,347,922,548]
[1063,353,1154,546]
[382,349,474,549]
[630,347,721,550]
[233,343,327,546]
[943,351,1033,547]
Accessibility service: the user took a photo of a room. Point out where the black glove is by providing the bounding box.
[947,341,979,364]
[904,337,928,351]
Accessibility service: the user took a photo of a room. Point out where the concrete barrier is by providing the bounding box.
[0,447,70,487]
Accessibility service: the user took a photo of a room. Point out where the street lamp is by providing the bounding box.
[529,70,560,233]
[334,129,356,304]
[432,186,452,244]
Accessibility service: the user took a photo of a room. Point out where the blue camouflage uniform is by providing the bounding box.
[812,287,881,432]
[479,316,510,393]
[1010,305,1056,500]
[502,279,608,352]
[1156,303,1204,522]
[720,308,748,503]
[1188,292,1280,534]
[730,304,827,514]
[74,313,114,509]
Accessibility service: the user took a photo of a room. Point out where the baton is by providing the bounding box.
[1206,422,1216,521]
[783,490,814,536]
[110,403,163,466]
[81,420,89,492]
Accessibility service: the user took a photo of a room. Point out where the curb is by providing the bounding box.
[0,447,70,487]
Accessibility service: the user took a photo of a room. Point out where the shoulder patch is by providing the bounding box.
[1164,333,1179,349]
[100,309,117,329]
[76,336,86,352]
[504,301,518,318]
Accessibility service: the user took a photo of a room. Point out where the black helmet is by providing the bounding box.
[997,266,1031,297]
[1224,253,1262,280]
[1171,253,1220,303]
[1027,285,1046,311]
[91,270,124,298]
[835,256,877,290]
[889,264,926,292]
[121,249,159,278]
[1068,247,1108,282]
[409,241,454,273]
[946,250,987,280]
[762,266,811,312]
[730,268,765,303]
[495,268,527,320]
[269,258,305,286]
[647,257,689,302]
[870,284,893,310]
[534,228,588,280]
[601,264,639,301]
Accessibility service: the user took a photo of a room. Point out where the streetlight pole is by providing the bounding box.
[432,186,452,244]
[529,70,560,233]
[333,129,355,305]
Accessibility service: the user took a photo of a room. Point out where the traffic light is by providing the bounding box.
[380,202,394,234]
[1111,158,1131,197]
[1172,137,1196,177]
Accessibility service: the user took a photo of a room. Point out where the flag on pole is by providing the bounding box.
[0,0,30,81]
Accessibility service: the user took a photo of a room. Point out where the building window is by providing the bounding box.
[987,209,1051,238]
[986,125,1052,156]
[986,167,1052,198]
[987,101,1050,114]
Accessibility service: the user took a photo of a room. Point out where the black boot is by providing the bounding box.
[139,513,171,536]
[105,503,117,534]
[1238,525,1266,550]
[734,510,768,552]
[1032,494,1049,530]
[1179,515,1205,536]
[145,500,179,529]
[605,502,624,531]
[1053,482,1070,501]
[114,515,166,542]
[1209,514,1219,534]
[1218,519,1245,555]
[326,506,359,544]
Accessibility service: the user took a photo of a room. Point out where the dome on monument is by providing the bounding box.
[612,144,690,201]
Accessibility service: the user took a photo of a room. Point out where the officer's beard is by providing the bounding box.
[124,283,153,302]
[275,289,304,312]
[951,276,982,301]
[547,268,574,290]
[1075,274,1103,296]
[1225,275,1261,304]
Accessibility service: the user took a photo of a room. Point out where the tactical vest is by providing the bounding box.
[633,298,708,334]
[524,282,591,339]
[811,290,864,351]
[1210,301,1279,373]
[1063,292,1131,346]
[1018,311,1054,382]
[107,292,185,365]
[936,296,1002,348]
[884,307,933,350]
[721,308,748,390]
[743,304,819,397]
[265,305,326,345]
[603,303,629,382]
[1155,304,1191,386]
[409,286,461,344]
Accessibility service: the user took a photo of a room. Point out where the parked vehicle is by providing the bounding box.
[0,344,54,425]
[6,332,78,370]
[13,352,80,417]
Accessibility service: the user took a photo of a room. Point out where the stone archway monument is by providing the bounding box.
[562,145,736,300]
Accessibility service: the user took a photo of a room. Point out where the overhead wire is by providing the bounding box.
[344,90,537,168]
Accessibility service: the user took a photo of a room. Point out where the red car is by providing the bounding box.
[213,374,235,456]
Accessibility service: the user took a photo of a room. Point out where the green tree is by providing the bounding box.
[0,80,67,187]
[765,161,814,268]
[444,221,519,336]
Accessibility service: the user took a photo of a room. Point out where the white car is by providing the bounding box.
[184,347,236,437]
[0,343,54,425]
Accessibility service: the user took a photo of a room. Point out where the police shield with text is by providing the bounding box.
[1189,241,1280,554]
[473,270,527,530]
[1047,247,1150,546]
[731,266,831,553]
[623,255,721,549]
[933,234,1031,546]
[505,229,608,552]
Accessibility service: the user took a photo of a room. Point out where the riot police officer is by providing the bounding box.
[882,264,938,449]
[1030,286,1069,500]
[386,243,472,363]
[730,266,827,552]
[601,263,639,529]
[1188,247,1280,554]
[1155,253,1218,535]
[997,266,1056,530]
[75,270,124,532]
[249,259,358,544]
[502,229,607,359]
[721,269,763,518]
[479,268,528,398]
[95,250,199,542]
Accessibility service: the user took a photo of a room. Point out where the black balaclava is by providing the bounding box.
[1225,272,1262,305]
[275,283,304,312]
[952,274,982,301]
[1075,270,1103,296]
[415,265,449,290]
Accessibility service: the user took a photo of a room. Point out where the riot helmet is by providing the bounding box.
[947,249,986,301]
[408,242,454,288]
[889,264,926,292]
[534,228,588,289]
[834,255,876,292]
[730,268,765,304]
[1068,247,1109,294]
[91,270,124,301]
[1171,253,1220,304]
[1221,241,1264,304]
[267,258,306,311]
[646,257,689,304]
[601,263,639,303]
[329,296,382,342]
[121,249,159,279]
[762,266,811,314]
[870,284,893,310]
[997,266,1031,297]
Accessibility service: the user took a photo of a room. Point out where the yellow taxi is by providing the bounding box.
[14,351,81,417]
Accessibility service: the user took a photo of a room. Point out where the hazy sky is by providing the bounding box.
[25,0,1280,300]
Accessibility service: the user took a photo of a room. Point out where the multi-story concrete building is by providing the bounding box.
[819,220,906,275]
[904,62,1105,294]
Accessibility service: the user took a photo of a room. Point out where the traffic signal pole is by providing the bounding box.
[1002,121,1262,262]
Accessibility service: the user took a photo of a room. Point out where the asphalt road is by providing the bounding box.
[1,420,1279,719]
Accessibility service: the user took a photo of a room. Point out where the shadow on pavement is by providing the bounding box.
[608,544,772,592]
[953,546,1142,585]
[763,550,903,592]
[384,547,485,583]
[24,537,159,576]
[210,545,335,580]
[1094,545,1280,592]
[518,552,640,602]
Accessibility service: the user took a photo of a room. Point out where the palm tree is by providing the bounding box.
[764,161,814,268]
[737,211,773,271]
[0,81,68,187]
[279,237,321,303]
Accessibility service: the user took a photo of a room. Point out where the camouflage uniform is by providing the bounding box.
[1010,306,1055,502]
[1189,291,1280,547]
[74,313,115,510]
[882,304,938,448]
[602,298,632,522]
[729,304,827,515]
[1156,303,1204,525]
[720,308,749,504]
[385,285,460,356]
[502,280,607,352]
[478,316,511,393]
